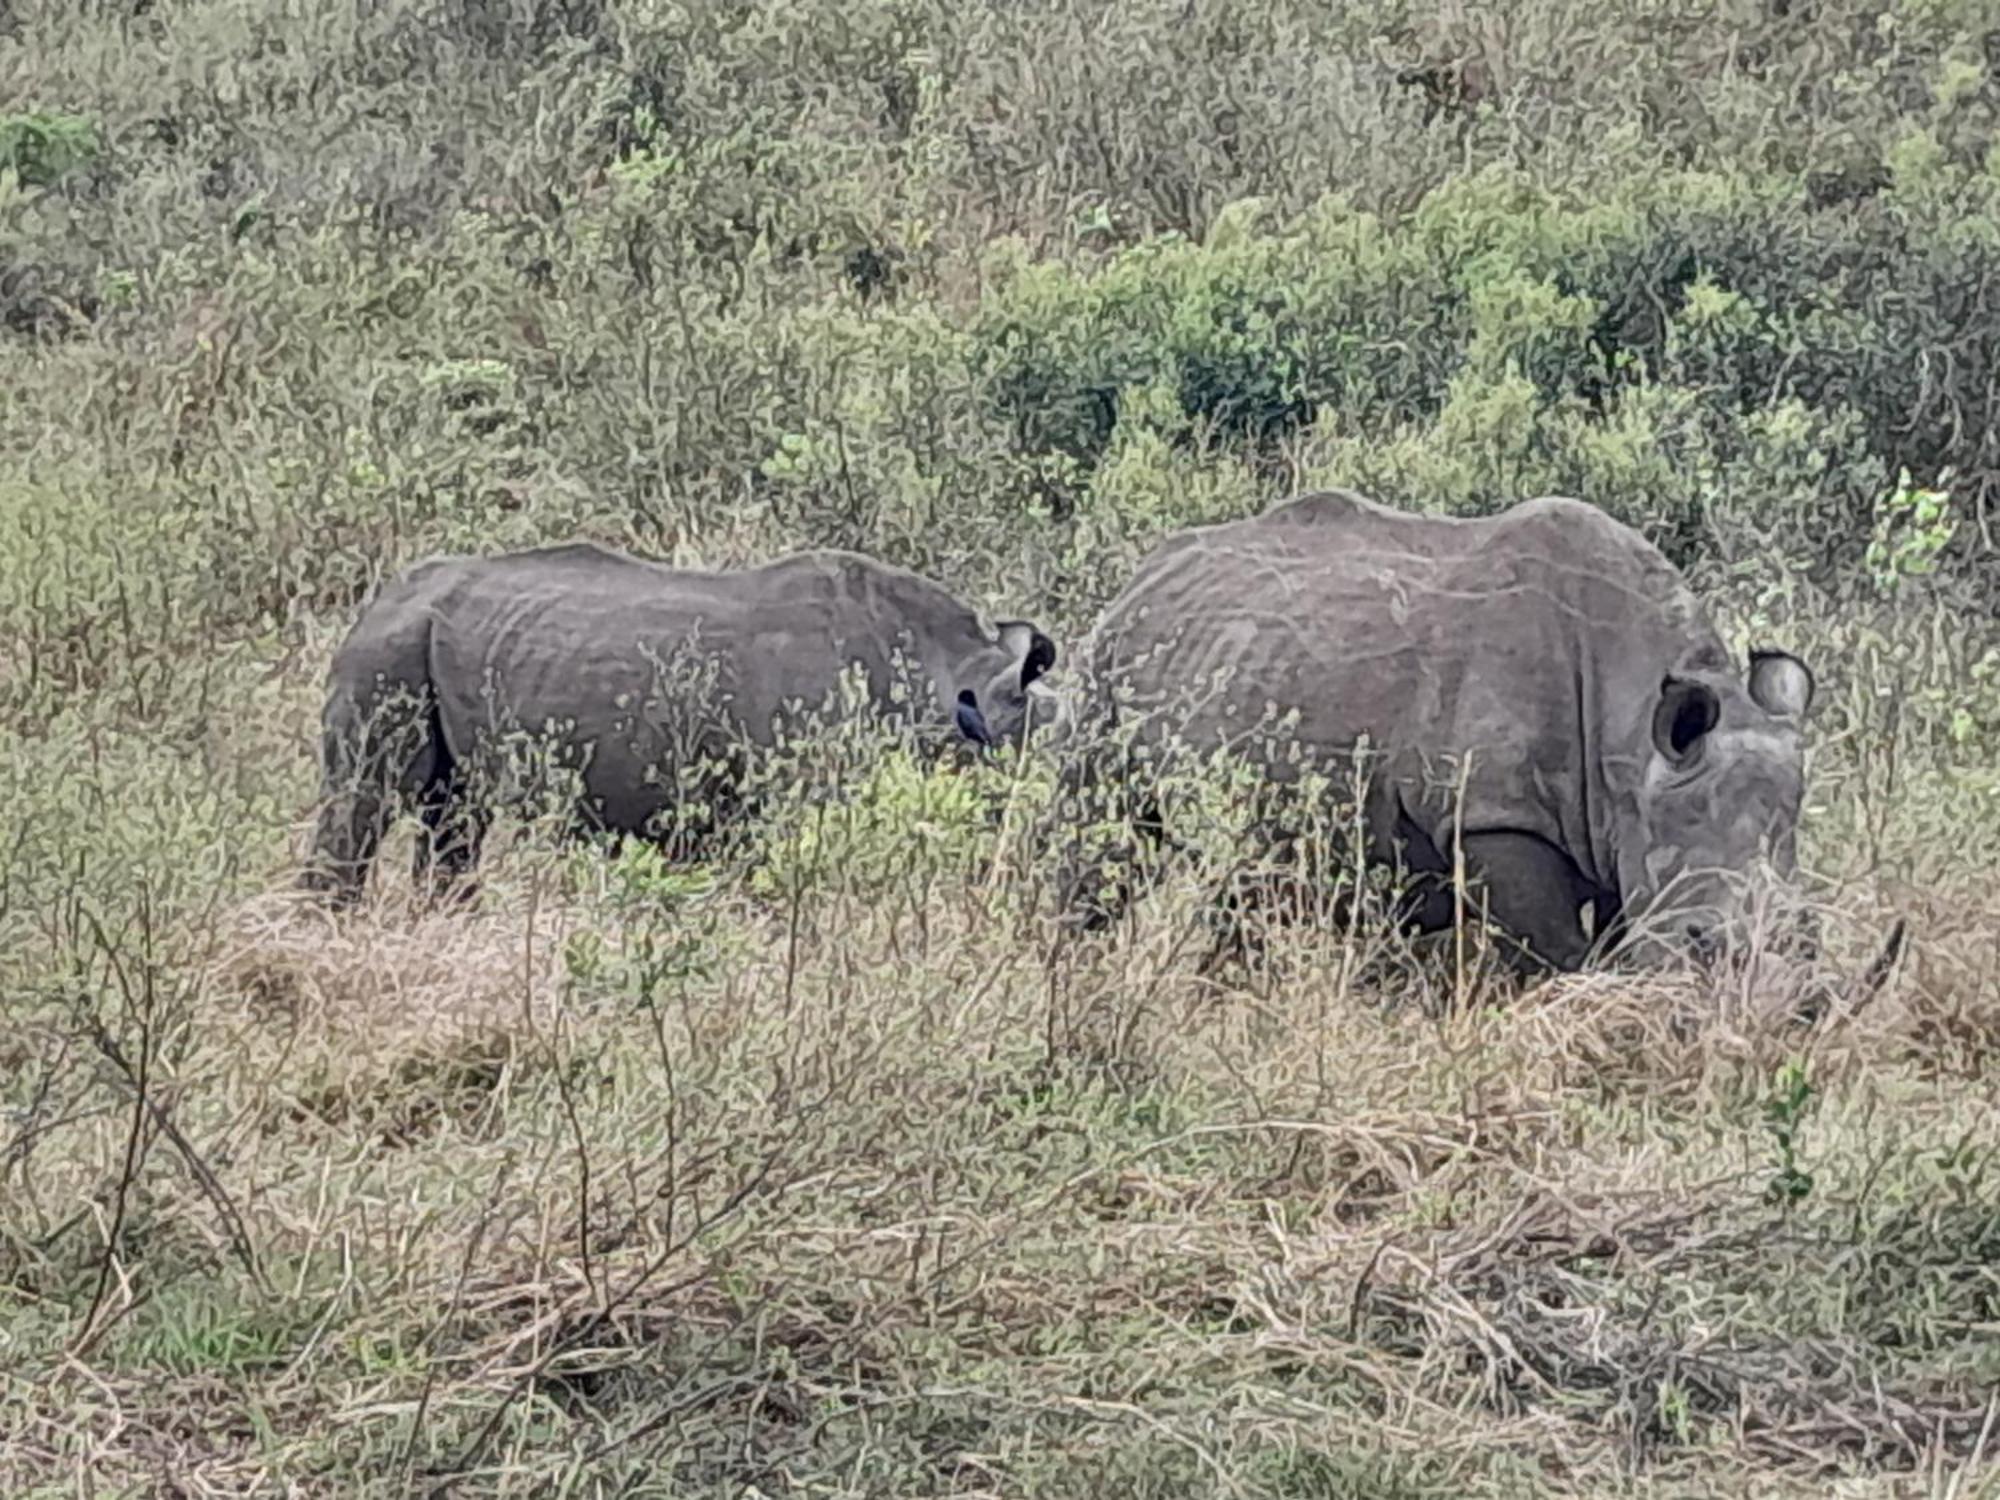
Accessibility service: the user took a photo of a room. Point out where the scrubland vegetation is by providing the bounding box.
[4,0,2000,1493]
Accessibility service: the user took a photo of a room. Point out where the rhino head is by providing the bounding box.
[1616,648,1815,962]
[953,620,1060,747]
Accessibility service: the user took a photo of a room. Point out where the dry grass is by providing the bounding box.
[5,804,1996,1496]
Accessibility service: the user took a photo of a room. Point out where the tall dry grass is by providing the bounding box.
[5,727,1996,1495]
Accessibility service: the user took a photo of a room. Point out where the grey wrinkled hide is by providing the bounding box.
[1060,490,1814,970]
[305,542,1057,903]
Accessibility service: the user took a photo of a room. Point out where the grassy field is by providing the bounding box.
[5,0,2000,1494]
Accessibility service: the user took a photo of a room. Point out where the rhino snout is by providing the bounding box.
[1683,922,1723,966]
[1026,682,1065,733]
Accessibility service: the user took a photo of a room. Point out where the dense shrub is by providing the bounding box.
[3,0,1992,669]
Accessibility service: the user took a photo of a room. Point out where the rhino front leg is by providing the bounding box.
[1456,831,1598,972]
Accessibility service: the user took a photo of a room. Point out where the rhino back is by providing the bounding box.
[423,545,989,801]
[1086,493,1729,876]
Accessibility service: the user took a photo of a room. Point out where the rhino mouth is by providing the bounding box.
[1682,922,1724,965]
[1648,902,1909,1027]
[1621,856,1823,966]
[1667,909,1823,971]
[1608,906,1774,972]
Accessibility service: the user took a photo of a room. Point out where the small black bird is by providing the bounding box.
[955,688,995,749]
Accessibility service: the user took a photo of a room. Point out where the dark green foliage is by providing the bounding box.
[1765,1058,1818,1205]
[1,0,1994,673]
[0,112,99,188]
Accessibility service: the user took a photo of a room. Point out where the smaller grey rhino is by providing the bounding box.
[304,542,1058,904]
[1058,489,1820,970]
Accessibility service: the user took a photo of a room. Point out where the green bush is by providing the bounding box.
[0,112,100,189]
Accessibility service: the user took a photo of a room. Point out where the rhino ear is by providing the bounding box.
[1748,649,1814,720]
[1652,674,1721,767]
[996,620,1057,689]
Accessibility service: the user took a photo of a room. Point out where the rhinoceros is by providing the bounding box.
[303,541,1059,904]
[1057,490,1818,970]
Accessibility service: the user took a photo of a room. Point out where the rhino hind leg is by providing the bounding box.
[303,690,444,907]
[411,753,488,907]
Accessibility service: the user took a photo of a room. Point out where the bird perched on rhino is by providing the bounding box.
[956,688,995,750]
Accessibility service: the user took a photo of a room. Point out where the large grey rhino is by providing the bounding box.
[1058,490,1817,970]
[304,541,1058,904]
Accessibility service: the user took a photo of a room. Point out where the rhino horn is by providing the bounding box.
[1792,915,1909,1027]
[1852,915,1908,1006]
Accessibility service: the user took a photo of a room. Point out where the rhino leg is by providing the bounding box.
[411,756,487,906]
[304,689,443,906]
[1454,831,1597,971]
[1052,785,1173,933]
[305,778,391,908]
[1394,821,1597,972]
